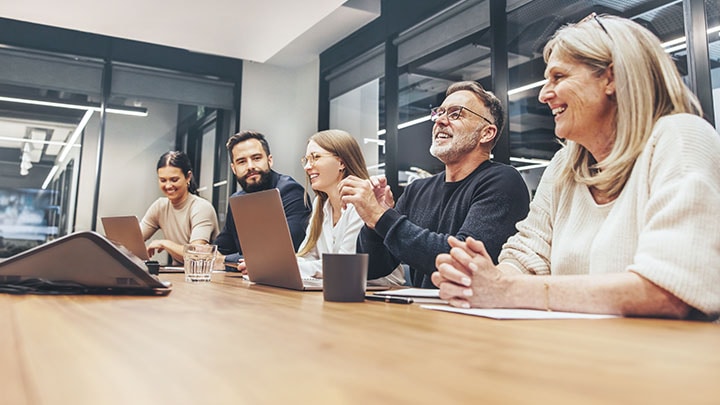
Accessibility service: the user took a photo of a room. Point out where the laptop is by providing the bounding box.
[229,189,323,291]
[0,231,171,296]
[101,215,184,273]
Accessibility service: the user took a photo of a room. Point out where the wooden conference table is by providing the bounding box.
[0,272,718,405]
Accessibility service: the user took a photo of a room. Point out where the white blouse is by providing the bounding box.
[296,197,364,278]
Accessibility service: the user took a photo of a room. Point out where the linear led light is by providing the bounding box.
[510,156,550,164]
[0,136,76,147]
[41,165,59,190]
[399,115,432,130]
[509,79,548,96]
[516,163,550,172]
[364,137,386,154]
[58,110,93,164]
[662,24,720,52]
[41,109,94,190]
[510,157,551,172]
[376,114,432,136]
[0,95,148,117]
[505,24,720,97]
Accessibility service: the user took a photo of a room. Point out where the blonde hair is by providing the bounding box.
[297,130,369,256]
[543,15,702,198]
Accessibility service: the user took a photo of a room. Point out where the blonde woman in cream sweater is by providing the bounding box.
[432,15,720,320]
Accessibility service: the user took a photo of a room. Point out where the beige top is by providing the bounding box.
[499,113,720,317]
[140,193,219,245]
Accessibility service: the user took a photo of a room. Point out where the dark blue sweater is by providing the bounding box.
[215,170,310,259]
[358,160,530,288]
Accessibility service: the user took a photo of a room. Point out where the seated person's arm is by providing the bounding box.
[433,136,720,319]
[358,172,528,281]
[188,202,219,246]
[434,236,692,318]
[211,205,247,271]
[214,205,241,256]
[147,238,207,264]
[220,253,244,272]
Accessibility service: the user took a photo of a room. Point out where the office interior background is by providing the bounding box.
[0,0,717,258]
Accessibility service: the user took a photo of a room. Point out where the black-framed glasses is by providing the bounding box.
[430,105,493,125]
[301,152,335,167]
[580,12,610,36]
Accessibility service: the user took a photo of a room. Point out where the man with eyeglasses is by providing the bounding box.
[214,130,311,270]
[339,81,530,288]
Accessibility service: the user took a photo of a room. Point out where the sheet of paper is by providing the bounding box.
[372,288,441,298]
[421,304,619,320]
[371,288,446,304]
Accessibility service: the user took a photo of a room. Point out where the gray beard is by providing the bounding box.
[429,126,484,163]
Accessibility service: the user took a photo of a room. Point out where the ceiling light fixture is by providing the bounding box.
[20,152,33,176]
[0,136,78,147]
[376,114,433,136]
[508,79,548,96]
[58,110,93,164]
[662,24,720,53]
[19,142,34,176]
[510,156,550,172]
[42,110,94,190]
[0,95,148,117]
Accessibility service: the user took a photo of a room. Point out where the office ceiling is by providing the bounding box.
[0,0,381,65]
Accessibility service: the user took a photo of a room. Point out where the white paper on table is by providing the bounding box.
[372,288,440,298]
[421,304,619,320]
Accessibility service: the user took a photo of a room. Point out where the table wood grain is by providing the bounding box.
[1,272,718,404]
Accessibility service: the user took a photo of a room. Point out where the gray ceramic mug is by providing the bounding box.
[322,253,368,302]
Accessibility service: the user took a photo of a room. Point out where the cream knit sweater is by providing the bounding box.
[499,113,720,317]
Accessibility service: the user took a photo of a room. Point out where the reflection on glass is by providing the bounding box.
[199,125,216,202]
[705,0,720,126]
[0,187,57,257]
[329,79,382,175]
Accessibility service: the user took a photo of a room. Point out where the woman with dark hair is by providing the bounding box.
[141,151,219,264]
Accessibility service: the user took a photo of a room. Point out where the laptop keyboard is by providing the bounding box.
[302,277,323,287]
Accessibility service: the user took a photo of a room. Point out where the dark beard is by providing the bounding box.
[238,170,273,193]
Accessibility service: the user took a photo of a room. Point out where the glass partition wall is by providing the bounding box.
[0,42,240,258]
[0,48,104,256]
[321,0,719,197]
[705,0,720,125]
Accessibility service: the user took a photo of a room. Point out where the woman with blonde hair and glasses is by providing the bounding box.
[297,130,403,284]
[433,14,720,320]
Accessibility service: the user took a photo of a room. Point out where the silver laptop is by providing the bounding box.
[229,189,323,291]
[0,231,171,295]
[101,215,184,273]
[101,216,151,259]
